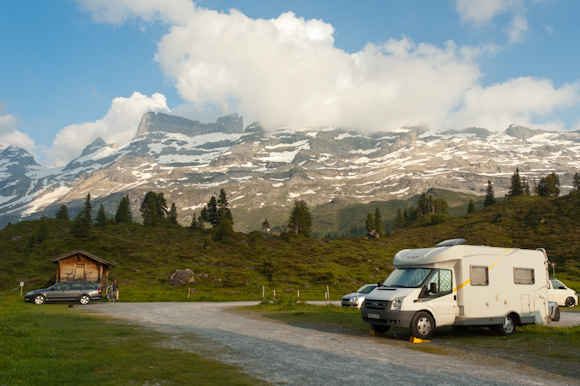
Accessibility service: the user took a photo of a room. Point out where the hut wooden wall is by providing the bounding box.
[56,255,108,286]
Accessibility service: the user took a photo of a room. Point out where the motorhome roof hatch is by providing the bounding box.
[436,238,467,247]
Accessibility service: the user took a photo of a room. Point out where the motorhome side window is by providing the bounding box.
[514,268,535,285]
[470,266,488,286]
[421,269,453,298]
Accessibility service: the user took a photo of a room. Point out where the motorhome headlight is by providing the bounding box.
[391,297,404,310]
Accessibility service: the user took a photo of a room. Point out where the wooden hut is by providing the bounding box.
[49,250,115,287]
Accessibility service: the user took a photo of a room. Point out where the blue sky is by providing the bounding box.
[1,0,579,166]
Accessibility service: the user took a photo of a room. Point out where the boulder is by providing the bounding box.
[168,269,195,287]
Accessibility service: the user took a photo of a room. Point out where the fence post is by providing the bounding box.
[327,285,330,303]
[274,289,276,302]
[297,290,300,303]
[325,291,328,305]
[262,286,265,299]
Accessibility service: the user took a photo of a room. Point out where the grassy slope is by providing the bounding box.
[0,220,404,298]
[2,191,580,297]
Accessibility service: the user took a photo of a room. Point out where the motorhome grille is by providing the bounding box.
[364,300,389,310]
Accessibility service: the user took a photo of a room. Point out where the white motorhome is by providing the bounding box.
[361,239,559,339]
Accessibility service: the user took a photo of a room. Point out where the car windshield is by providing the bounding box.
[357,285,377,294]
[383,268,432,288]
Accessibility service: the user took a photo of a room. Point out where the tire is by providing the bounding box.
[565,297,576,308]
[410,311,435,340]
[79,295,91,305]
[370,324,390,334]
[494,314,516,336]
[34,295,46,305]
[552,307,561,322]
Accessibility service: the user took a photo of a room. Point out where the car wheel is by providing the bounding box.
[410,311,435,340]
[79,295,91,305]
[565,297,576,307]
[34,295,46,305]
[370,324,390,334]
[494,314,516,336]
[552,307,561,322]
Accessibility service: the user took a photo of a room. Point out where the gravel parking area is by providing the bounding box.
[86,303,579,386]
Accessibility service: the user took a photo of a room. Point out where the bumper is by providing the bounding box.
[361,308,415,328]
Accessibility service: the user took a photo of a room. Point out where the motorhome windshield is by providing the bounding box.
[383,268,432,288]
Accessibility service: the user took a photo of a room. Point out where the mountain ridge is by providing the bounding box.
[1,112,579,232]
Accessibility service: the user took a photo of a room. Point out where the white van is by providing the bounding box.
[548,278,578,307]
[361,239,559,339]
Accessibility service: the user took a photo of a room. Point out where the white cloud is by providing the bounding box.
[455,0,521,26]
[447,77,580,131]
[506,14,529,44]
[0,114,36,151]
[75,0,194,25]
[46,92,170,166]
[77,2,579,138]
[456,0,533,44]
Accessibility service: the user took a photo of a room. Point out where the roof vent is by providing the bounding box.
[436,239,467,247]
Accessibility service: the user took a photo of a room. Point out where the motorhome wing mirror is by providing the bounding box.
[429,282,437,294]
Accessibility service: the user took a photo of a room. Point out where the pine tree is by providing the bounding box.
[467,199,476,214]
[115,195,132,224]
[95,204,108,227]
[573,172,580,192]
[140,192,168,226]
[72,211,91,238]
[507,168,524,197]
[484,180,496,207]
[168,203,178,224]
[374,207,384,236]
[72,194,93,237]
[214,211,235,240]
[365,213,375,232]
[190,213,198,229]
[55,205,70,220]
[83,193,93,224]
[537,173,561,197]
[216,189,233,225]
[433,198,449,214]
[262,219,270,233]
[207,196,218,227]
[522,177,530,195]
[394,208,405,229]
[287,199,312,236]
[37,220,50,242]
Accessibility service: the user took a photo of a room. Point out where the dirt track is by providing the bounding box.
[85,302,579,385]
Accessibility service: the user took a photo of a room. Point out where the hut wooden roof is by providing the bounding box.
[48,250,116,267]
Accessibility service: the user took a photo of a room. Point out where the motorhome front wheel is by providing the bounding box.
[410,311,435,339]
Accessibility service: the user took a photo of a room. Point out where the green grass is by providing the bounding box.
[0,294,269,386]
[245,301,580,381]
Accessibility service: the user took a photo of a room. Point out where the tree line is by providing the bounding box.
[52,189,315,240]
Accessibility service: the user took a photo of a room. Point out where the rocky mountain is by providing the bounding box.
[1,112,580,232]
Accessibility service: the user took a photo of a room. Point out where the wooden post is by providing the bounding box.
[297,290,300,302]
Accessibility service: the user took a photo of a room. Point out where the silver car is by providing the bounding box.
[24,282,102,305]
[341,284,378,309]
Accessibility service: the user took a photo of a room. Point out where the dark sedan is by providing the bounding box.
[24,282,102,305]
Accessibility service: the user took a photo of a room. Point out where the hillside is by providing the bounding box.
[387,191,580,275]
[2,191,579,296]
[0,219,403,295]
